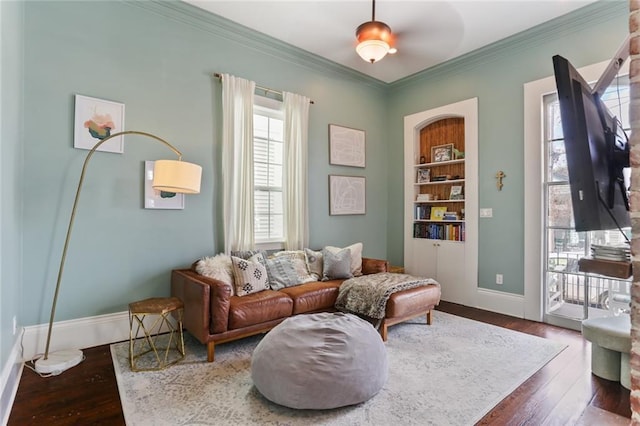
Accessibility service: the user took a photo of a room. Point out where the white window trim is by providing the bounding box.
[523,58,628,323]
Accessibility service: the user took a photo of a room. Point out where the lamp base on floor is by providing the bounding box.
[34,349,83,375]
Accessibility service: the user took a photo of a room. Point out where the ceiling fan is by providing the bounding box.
[355,0,397,64]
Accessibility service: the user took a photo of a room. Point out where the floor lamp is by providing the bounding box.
[34,130,202,375]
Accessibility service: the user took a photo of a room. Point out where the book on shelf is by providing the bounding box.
[414,205,431,220]
[443,211,459,220]
[413,222,466,241]
[430,206,447,220]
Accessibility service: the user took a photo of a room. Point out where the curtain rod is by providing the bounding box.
[214,73,314,104]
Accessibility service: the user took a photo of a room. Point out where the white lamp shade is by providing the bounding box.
[152,160,202,194]
[356,39,390,63]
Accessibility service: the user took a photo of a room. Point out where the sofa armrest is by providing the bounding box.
[362,257,389,275]
[171,269,232,339]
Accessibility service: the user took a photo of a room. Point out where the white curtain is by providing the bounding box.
[283,91,310,250]
[221,74,256,253]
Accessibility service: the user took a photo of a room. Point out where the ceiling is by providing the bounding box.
[184,0,598,83]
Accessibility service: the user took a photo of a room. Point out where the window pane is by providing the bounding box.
[547,140,568,182]
[545,93,563,141]
[254,115,269,139]
[268,164,282,187]
[255,190,270,215]
[269,141,283,165]
[547,184,575,228]
[270,191,283,214]
[269,117,283,142]
[254,161,269,187]
[601,75,630,128]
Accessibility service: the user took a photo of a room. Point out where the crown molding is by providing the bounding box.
[389,1,628,90]
[125,0,388,91]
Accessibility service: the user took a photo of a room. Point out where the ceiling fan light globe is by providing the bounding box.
[356,39,389,63]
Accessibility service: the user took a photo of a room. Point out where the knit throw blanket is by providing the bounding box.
[335,272,439,320]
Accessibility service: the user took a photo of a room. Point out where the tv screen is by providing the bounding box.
[552,54,630,232]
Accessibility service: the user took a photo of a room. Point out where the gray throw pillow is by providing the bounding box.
[322,248,353,281]
[266,257,300,290]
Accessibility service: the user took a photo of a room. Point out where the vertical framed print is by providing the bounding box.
[74,94,125,153]
[144,161,185,209]
[329,175,366,215]
[329,124,366,168]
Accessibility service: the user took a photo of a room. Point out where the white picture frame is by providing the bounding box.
[329,175,366,215]
[74,94,125,153]
[329,124,366,168]
[144,161,185,209]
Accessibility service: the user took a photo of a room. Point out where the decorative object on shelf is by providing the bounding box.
[431,175,449,182]
[416,193,432,202]
[449,185,464,200]
[355,0,397,64]
[430,206,447,220]
[329,175,366,215]
[144,161,185,209]
[431,143,454,163]
[453,148,465,159]
[329,124,366,168]
[34,130,202,376]
[496,170,506,190]
[417,169,431,183]
[419,155,426,164]
[74,95,126,153]
[443,211,459,220]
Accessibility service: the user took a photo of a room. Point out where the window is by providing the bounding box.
[543,75,631,320]
[254,97,284,244]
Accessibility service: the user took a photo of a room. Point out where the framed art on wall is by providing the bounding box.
[144,161,185,209]
[329,124,366,168]
[74,94,125,153]
[329,175,366,215]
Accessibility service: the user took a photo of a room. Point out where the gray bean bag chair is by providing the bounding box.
[251,312,388,409]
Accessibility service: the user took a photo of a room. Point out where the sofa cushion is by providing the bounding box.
[385,284,441,318]
[322,248,353,281]
[279,280,342,314]
[231,255,270,296]
[325,242,363,276]
[195,254,235,296]
[228,290,293,330]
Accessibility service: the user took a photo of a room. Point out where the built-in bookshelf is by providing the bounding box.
[403,98,478,306]
[412,118,466,241]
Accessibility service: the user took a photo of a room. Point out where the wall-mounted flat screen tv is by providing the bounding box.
[552,50,630,233]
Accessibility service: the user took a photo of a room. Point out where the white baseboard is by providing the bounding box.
[475,288,525,318]
[21,311,131,363]
[1,334,24,426]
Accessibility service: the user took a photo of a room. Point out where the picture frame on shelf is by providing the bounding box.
[430,206,447,220]
[417,168,431,183]
[74,94,125,153]
[449,185,464,200]
[431,143,454,163]
[328,124,366,168]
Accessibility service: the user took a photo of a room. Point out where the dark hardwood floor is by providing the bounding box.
[8,302,631,425]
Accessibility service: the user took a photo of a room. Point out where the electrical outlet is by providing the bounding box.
[12,316,17,335]
[496,274,503,285]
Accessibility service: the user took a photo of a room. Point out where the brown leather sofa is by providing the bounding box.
[171,257,440,362]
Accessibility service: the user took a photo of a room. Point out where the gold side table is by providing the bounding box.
[129,296,185,371]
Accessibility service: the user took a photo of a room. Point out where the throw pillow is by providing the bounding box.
[265,256,300,290]
[230,249,271,283]
[322,248,353,281]
[325,242,363,276]
[231,254,270,296]
[274,250,316,284]
[305,248,323,280]
[195,253,235,296]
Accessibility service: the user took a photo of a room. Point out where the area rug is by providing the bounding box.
[111,311,566,425]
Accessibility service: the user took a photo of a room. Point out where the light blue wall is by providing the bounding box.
[386,1,628,294]
[10,0,631,330]
[1,0,24,375]
[20,0,389,326]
